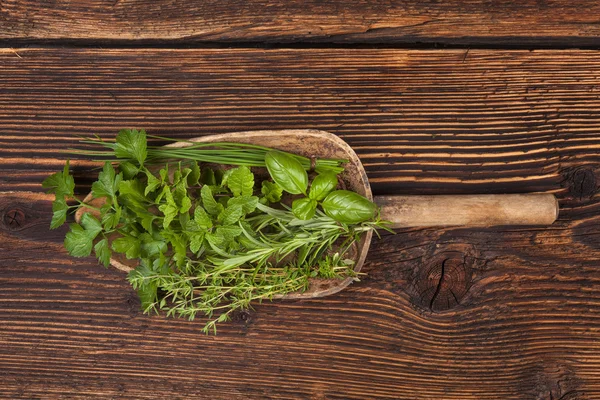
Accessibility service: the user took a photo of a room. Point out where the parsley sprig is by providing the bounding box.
[43,129,389,333]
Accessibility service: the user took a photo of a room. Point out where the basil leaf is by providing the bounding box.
[309,172,338,201]
[292,197,317,220]
[265,151,308,195]
[321,190,377,224]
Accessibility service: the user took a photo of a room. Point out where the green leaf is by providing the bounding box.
[219,169,234,188]
[118,179,147,205]
[200,167,216,186]
[94,238,112,267]
[189,231,206,253]
[50,197,68,229]
[80,213,103,239]
[309,172,338,201]
[265,151,308,195]
[261,181,283,204]
[194,206,213,230]
[140,213,156,233]
[227,166,254,197]
[180,196,192,214]
[159,165,170,185]
[64,223,94,257]
[218,204,243,226]
[321,190,377,224]
[215,225,242,242]
[139,233,168,257]
[292,197,317,220]
[206,231,225,248]
[114,129,148,166]
[227,195,258,215]
[201,185,224,216]
[92,162,122,199]
[42,160,75,198]
[112,235,141,259]
[187,161,201,187]
[158,201,178,229]
[145,171,162,196]
[119,161,139,180]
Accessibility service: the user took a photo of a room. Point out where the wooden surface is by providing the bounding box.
[2,3,600,399]
[1,0,600,46]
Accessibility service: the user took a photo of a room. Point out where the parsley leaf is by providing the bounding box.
[64,224,94,257]
[92,162,122,199]
[42,160,75,198]
[94,238,112,267]
[114,129,148,166]
[64,214,102,257]
[112,235,141,259]
[50,197,68,229]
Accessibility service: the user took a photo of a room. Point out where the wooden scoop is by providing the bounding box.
[76,129,558,298]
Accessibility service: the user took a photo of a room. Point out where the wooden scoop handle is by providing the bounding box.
[374,194,558,228]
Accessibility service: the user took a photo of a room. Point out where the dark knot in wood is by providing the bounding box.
[413,244,475,313]
[2,209,25,231]
[566,166,597,199]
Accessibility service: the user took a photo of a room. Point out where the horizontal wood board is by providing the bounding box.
[1,1,600,46]
[1,48,600,398]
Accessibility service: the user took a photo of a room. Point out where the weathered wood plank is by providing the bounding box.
[1,48,599,196]
[2,49,600,398]
[1,1,600,46]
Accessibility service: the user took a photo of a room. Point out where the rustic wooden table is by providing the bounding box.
[2,2,600,399]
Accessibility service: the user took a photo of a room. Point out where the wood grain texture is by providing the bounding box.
[1,48,600,398]
[1,1,600,46]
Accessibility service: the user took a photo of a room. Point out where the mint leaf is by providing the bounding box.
[216,225,242,242]
[218,204,243,226]
[194,206,213,230]
[114,129,147,166]
[112,235,141,259]
[261,181,283,204]
[158,202,178,229]
[187,161,201,187]
[92,162,122,199]
[227,195,258,215]
[199,167,215,186]
[64,223,94,257]
[227,166,254,197]
[189,231,206,253]
[42,160,75,198]
[50,197,68,229]
[94,238,112,267]
[201,185,224,216]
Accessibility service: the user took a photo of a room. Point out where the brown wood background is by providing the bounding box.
[1,2,600,400]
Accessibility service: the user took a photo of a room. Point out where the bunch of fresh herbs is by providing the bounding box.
[43,129,388,333]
